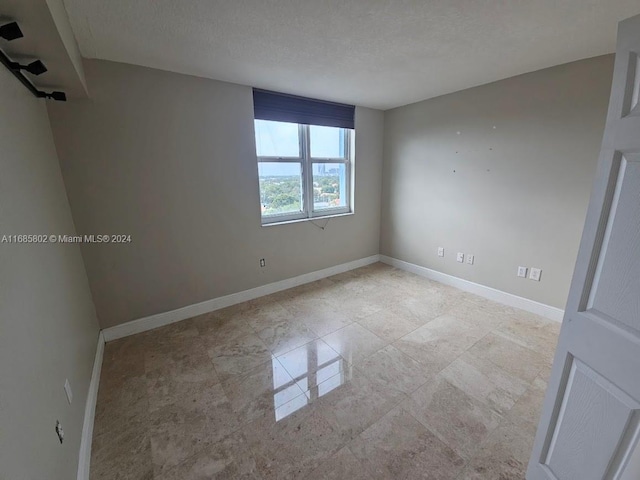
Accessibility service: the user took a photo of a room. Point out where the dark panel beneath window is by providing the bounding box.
[253,89,355,129]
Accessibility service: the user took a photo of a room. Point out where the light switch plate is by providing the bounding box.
[529,267,542,281]
[456,252,464,263]
[517,266,528,278]
[437,247,444,257]
[466,254,474,265]
[64,379,72,404]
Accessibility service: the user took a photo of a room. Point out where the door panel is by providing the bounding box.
[527,13,640,480]
[623,53,639,117]
[540,356,640,480]
[587,153,640,333]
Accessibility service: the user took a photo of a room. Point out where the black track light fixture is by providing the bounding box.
[10,59,47,75]
[37,91,66,102]
[0,21,23,41]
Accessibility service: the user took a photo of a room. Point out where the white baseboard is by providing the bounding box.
[102,255,380,341]
[77,331,105,480]
[102,252,562,342]
[380,255,564,323]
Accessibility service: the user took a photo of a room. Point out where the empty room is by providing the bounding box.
[2,1,640,479]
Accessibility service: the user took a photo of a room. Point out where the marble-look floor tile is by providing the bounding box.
[154,430,261,480]
[193,312,255,347]
[242,407,344,480]
[100,335,146,382]
[494,312,560,361]
[303,310,354,337]
[143,336,206,374]
[332,271,385,292]
[505,376,548,429]
[322,323,387,365]
[356,283,407,310]
[315,371,407,441]
[303,278,343,299]
[385,301,440,327]
[349,407,465,480]
[396,288,460,322]
[538,360,553,385]
[357,308,422,343]
[144,342,217,385]
[90,262,560,480]
[439,351,529,415]
[241,302,293,331]
[275,339,348,395]
[221,359,304,424]
[427,312,495,339]
[445,299,507,332]
[459,420,537,480]
[146,376,227,416]
[467,332,548,383]
[141,321,201,351]
[306,445,382,480]
[94,375,149,437]
[281,298,354,336]
[358,345,431,395]
[149,389,240,477]
[392,315,486,375]
[404,376,502,459]
[207,333,273,380]
[279,297,335,317]
[325,293,385,319]
[461,293,519,318]
[255,321,318,356]
[90,425,153,480]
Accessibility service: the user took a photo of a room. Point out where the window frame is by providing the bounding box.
[256,122,352,225]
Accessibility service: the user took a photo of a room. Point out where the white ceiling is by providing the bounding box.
[62,0,640,110]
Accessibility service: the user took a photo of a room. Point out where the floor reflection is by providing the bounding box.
[273,340,351,421]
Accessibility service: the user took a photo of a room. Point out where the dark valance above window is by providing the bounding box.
[253,89,355,129]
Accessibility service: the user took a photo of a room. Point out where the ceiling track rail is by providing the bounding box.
[0,20,66,101]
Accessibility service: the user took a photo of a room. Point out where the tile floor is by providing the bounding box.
[90,263,560,479]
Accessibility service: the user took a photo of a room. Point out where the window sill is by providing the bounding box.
[261,212,354,227]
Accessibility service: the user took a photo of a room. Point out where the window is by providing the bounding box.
[253,89,355,225]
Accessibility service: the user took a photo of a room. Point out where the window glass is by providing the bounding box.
[254,120,352,224]
[312,163,347,210]
[255,120,300,157]
[258,162,303,216]
[309,125,346,158]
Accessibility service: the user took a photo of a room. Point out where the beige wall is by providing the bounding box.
[381,55,614,309]
[48,60,384,328]
[0,67,99,478]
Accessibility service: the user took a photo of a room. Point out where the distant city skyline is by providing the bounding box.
[258,162,343,177]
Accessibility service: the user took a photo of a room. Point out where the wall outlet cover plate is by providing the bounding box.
[529,267,542,281]
[517,266,528,278]
[456,252,464,263]
[64,379,72,404]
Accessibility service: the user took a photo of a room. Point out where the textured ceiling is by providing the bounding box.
[62,0,640,110]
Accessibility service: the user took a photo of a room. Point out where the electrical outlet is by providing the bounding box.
[437,247,444,257]
[466,254,474,265]
[64,379,72,404]
[456,252,464,263]
[517,266,528,278]
[529,267,542,281]
[259,258,266,267]
[55,420,64,444]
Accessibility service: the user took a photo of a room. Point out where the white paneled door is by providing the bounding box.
[527,14,640,480]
